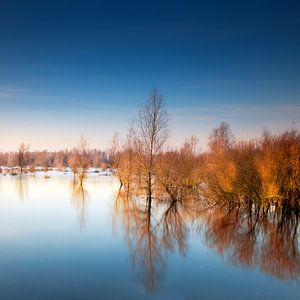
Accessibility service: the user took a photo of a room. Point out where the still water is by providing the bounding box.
[0,175,299,299]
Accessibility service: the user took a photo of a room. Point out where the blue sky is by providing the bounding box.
[0,0,299,150]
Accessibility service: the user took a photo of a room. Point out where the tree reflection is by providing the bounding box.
[114,189,300,292]
[114,190,165,292]
[129,202,165,292]
[159,198,195,257]
[113,190,196,292]
[70,179,90,230]
[202,204,300,280]
[260,209,300,279]
[15,176,29,201]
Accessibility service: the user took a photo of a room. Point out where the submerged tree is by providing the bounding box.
[133,89,169,208]
[117,126,135,192]
[259,129,300,204]
[156,136,200,203]
[203,122,237,203]
[77,135,89,185]
[16,143,30,174]
[68,148,79,180]
[68,135,89,185]
[108,132,121,172]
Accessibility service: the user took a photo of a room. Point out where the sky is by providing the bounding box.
[0,0,299,151]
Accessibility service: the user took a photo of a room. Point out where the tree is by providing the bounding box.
[204,122,237,203]
[16,143,29,174]
[208,121,235,154]
[133,89,169,209]
[77,135,89,185]
[69,135,89,185]
[68,148,79,180]
[108,132,121,172]
[156,136,199,203]
[118,126,135,191]
[53,150,66,168]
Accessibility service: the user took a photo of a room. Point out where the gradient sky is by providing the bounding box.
[0,0,299,151]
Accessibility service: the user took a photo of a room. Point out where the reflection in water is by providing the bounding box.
[129,202,165,292]
[114,190,197,292]
[114,189,300,291]
[202,204,300,280]
[70,179,90,230]
[114,190,164,292]
[1,175,300,298]
[159,198,195,258]
[15,176,29,201]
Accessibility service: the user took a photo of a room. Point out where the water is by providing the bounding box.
[0,175,299,299]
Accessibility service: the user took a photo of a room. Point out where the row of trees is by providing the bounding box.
[0,144,109,172]
[201,123,300,207]
[109,89,300,290]
[110,89,300,209]
[1,88,299,207]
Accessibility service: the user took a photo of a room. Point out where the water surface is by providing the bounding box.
[0,175,299,299]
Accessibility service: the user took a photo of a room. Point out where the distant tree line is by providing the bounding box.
[0,147,109,171]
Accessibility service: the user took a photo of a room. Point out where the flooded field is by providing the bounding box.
[0,175,299,300]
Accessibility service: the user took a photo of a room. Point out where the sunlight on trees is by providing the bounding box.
[133,89,169,206]
[16,143,30,174]
[76,135,89,185]
[109,90,300,213]
[67,135,90,185]
[0,89,299,211]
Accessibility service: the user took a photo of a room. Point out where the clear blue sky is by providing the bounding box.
[0,0,299,150]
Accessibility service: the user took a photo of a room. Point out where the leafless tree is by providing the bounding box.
[208,121,235,154]
[108,132,121,172]
[116,126,135,192]
[156,136,200,203]
[68,135,89,185]
[16,143,30,174]
[77,135,89,185]
[68,148,79,180]
[133,89,169,209]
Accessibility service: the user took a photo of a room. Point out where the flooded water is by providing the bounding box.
[0,175,299,299]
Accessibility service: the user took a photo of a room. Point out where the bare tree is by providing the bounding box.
[208,121,235,154]
[68,148,79,180]
[133,89,169,209]
[108,132,121,172]
[118,126,135,191]
[77,135,89,185]
[68,135,89,185]
[16,143,30,174]
[156,136,200,203]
